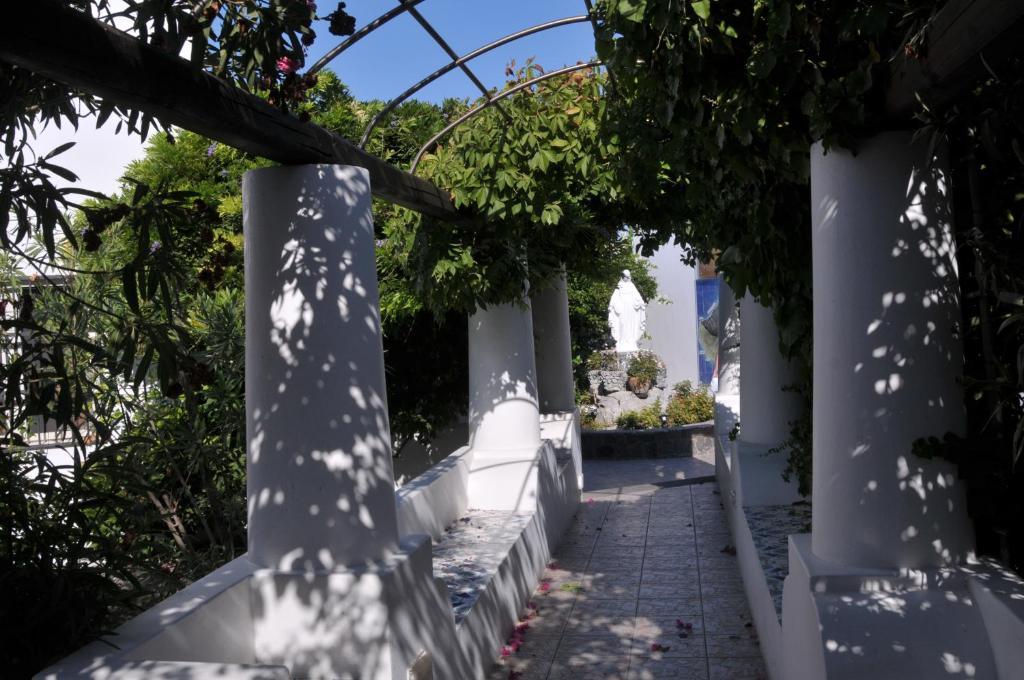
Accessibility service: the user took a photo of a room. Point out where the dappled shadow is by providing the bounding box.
[812,137,973,569]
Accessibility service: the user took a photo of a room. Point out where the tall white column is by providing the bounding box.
[717,276,741,397]
[531,271,576,413]
[739,293,800,447]
[244,164,398,571]
[810,131,973,568]
[532,270,584,489]
[467,297,542,511]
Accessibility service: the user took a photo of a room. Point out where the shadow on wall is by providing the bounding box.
[467,302,541,453]
[246,165,397,572]
[814,147,973,569]
[243,166,422,678]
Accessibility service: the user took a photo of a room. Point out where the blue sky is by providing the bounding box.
[306,1,599,103]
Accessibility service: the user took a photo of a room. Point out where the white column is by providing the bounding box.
[531,271,576,413]
[810,131,973,568]
[467,298,542,511]
[244,164,398,571]
[717,276,741,397]
[739,293,800,446]
[532,270,584,489]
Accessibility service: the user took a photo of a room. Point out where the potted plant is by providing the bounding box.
[626,352,660,398]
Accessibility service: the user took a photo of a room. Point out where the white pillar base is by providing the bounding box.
[782,535,997,680]
[467,448,541,512]
[35,537,457,680]
[467,299,543,512]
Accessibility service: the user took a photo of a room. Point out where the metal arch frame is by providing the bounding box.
[411,60,603,173]
[307,0,429,76]
[358,15,590,148]
[401,3,513,124]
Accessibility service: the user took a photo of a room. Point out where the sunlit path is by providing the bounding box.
[489,456,766,680]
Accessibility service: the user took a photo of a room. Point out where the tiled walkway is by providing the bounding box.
[488,455,767,680]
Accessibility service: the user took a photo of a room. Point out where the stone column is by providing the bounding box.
[531,271,576,413]
[738,293,801,447]
[244,164,399,569]
[810,130,973,568]
[531,269,584,489]
[717,276,741,397]
[467,297,542,511]
[733,292,802,505]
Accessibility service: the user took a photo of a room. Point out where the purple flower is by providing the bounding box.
[206,143,217,157]
[150,241,162,254]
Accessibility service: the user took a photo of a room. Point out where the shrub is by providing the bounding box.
[666,385,715,425]
[673,380,694,398]
[627,352,660,385]
[616,400,663,430]
[586,350,618,372]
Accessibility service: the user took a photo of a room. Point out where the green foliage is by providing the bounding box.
[616,400,663,430]
[391,63,634,315]
[666,383,714,426]
[627,352,660,385]
[592,0,940,492]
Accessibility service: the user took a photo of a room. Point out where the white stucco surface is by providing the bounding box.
[639,238,700,387]
[243,164,400,570]
[809,132,973,569]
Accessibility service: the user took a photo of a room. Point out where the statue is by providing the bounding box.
[607,269,647,353]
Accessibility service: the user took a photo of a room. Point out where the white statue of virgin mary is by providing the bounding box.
[607,269,647,353]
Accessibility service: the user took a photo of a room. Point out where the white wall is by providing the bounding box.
[639,238,700,387]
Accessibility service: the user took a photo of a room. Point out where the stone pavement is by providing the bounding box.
[487,453,767,680]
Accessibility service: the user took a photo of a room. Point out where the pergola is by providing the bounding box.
[6,1,1024,679]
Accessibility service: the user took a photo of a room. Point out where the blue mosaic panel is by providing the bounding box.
[695,278,719,386]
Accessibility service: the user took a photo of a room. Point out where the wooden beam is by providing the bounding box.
[0,0,458,221]
[887,0,1024,118]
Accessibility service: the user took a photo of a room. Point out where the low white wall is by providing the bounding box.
[969,564,1024,680]
[393,421,469,487]
[395,447,473,541]
[36,557,264,678]
[732,441,803,507]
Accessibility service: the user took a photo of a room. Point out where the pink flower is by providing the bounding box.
[515,622,530,633]
[539,582,551,593]
[650,643,670,653]
[500,646,512,657]
[276,56,300,74]
[587,498,595,505]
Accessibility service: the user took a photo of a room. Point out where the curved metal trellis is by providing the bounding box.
[358,15,590,148]
[306,0,429,76]
[410,60,603,173]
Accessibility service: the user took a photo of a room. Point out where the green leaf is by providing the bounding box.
[691,1,711,21]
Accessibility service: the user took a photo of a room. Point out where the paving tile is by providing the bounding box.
[627,656,709,679]
[549,635,633,679]
[590,551,645,572]
[631,633,707,657]
[636,597,703,617]
[487,460,768,680]
[634,614,705,638]
[707,656,768,680]
[705,633,762,657]
[638,580,701,600]
[584,570,642,599]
